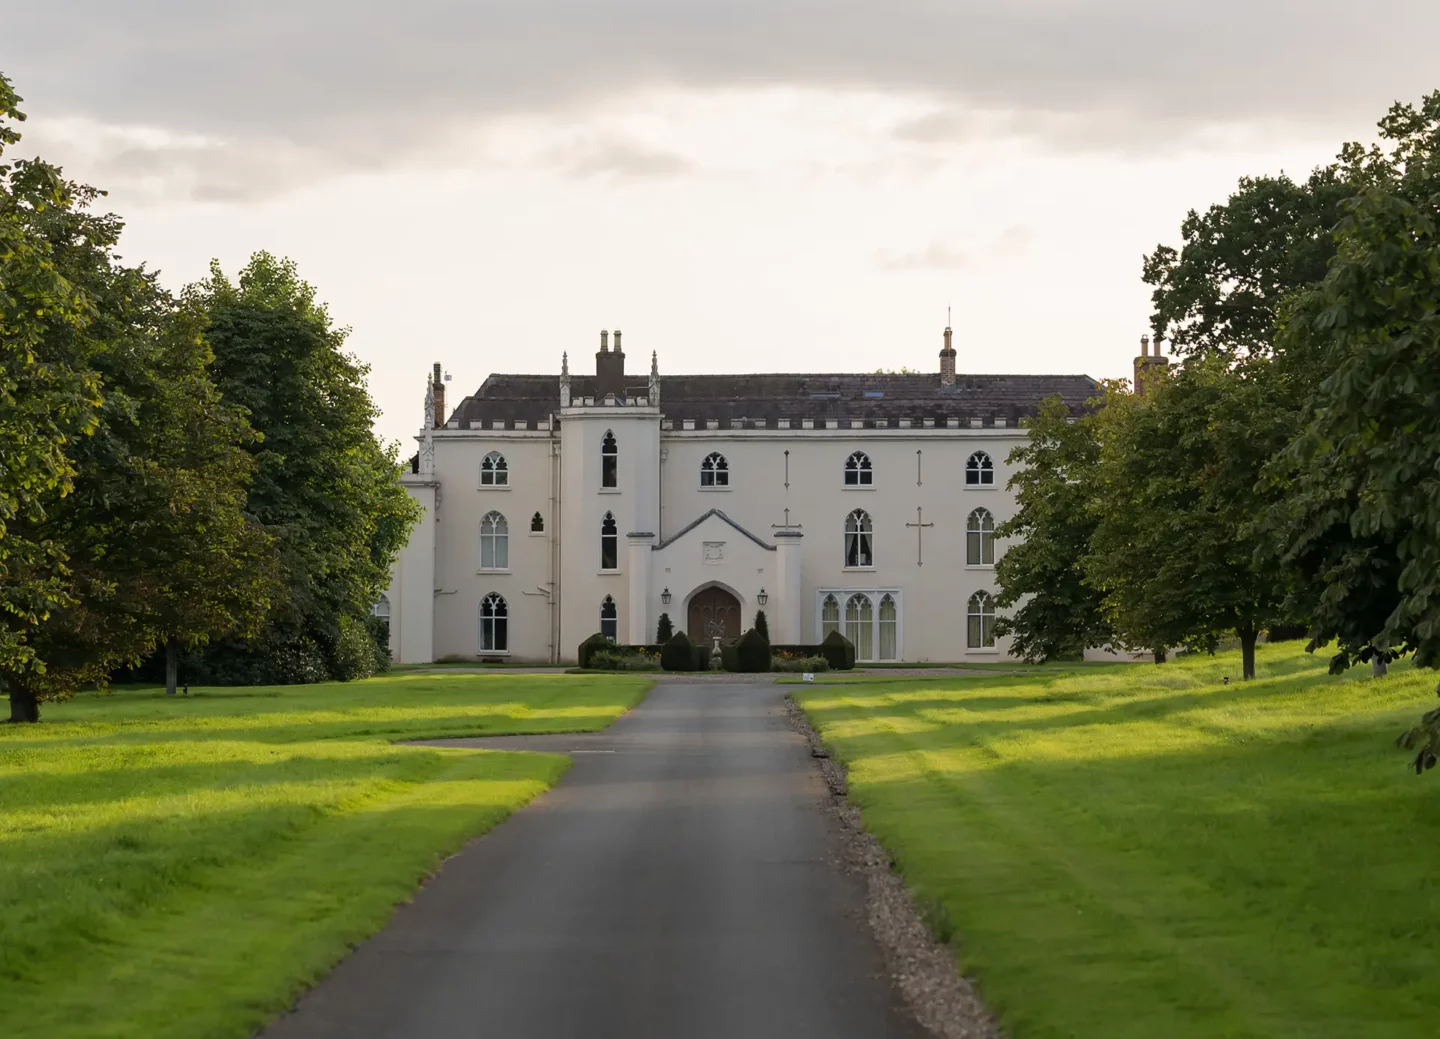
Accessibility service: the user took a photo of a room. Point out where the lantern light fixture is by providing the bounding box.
[756,587,768,606]
[661,587,672,605]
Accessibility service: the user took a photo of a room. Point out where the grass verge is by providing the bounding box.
[793,643,1440,1039]
[0,672,648,1039]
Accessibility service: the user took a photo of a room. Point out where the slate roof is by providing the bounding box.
[446,371,1099,431]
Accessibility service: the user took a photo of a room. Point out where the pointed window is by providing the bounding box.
[480,593,508,652]
[600,512,618,570]
[821,593,840,640]
[700,452,729,487]
[967,508,995,565]
[967,591,996,648]
[480,451,508,486]
[601,430,618,488]
[479,511,509,569]
[878,594,897,660]
[530,512,545,533]
[371,594,390,620]
[965,451,994,486]
[600,595,618,641]
[844,451,873,486]
[845,593,874,660]
[844,509,874,568]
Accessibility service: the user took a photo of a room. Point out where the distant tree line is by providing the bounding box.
[0,73,420,722]
[994,91,1440,772]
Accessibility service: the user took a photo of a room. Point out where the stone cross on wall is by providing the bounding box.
[905,506,935,566]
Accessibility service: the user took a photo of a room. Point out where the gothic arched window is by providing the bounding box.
[530,511,545,533]
[600,511,618,570]
[601,430,618,488]
[480,592,508,652]
[967,507,996,565]
[844,509,874,568]
[965,451,994,486]
[845,593,874,660]
[480,451,508,486]
[700,452,729,488]
[844,451,873,486]
[967,591,996,648]
[600,595,618,641]
[878,593,897,660]
[479,511,509,569]
[821,593,840,639]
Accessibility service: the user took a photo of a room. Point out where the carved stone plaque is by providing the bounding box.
[702,541,725,564]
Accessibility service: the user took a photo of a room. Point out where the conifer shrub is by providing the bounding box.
[655,613,675,643]
[735,627,771,673]
[661,631,697,671]
[820,630,856,670]
[753,610,770,642]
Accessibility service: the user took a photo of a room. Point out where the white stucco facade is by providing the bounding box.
[386,333,1097,664]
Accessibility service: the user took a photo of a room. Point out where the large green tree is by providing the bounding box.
[994,394,1113,662]
[188,253,420,682]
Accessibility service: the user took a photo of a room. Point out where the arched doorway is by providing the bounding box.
[687,585,742,644]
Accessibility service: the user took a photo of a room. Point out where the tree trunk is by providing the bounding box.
[1239,626,1258,681]
[165,638,179,696]
[7,683,39,723]
[1152,647,1167,665]
[1372,654,1389,678]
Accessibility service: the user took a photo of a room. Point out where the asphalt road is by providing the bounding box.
[263,679,927,1039]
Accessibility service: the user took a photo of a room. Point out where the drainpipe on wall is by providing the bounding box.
[548,414,562,664]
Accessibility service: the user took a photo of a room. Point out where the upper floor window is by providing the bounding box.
[844,451,873,486]
[480,451,508,486]
[530,511,545,533]
[844,509,874,568]
[600,511,618,570]
[967,508,996,566]
[965,451,994,486]
[602,430,618,488]
[480,592,508,652]
[967,591,996,648]
[600,595,618,640]
[700,452,729,487]
[480,511,509,569]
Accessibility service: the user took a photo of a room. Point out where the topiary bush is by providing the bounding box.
[820,630,856,670]
[661,631,697,671]
[578,632,612,669]
[720,642,740,672]
[655,613,675,643]
[753,610,770,642]
[735,627,771,673]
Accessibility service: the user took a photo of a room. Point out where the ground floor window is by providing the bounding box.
[817,589,899,661]
[967,591,995,648]
[600,595,618,641]
[480,592,508,652]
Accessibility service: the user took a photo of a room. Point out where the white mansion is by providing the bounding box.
[383,327,1109,664]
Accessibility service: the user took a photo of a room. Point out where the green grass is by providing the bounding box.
[0,672,648,1039]
[793,643,1440,1039]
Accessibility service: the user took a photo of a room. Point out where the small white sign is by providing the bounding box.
[802,672,815,682]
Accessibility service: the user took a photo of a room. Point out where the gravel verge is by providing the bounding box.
[785,696,1004,1039]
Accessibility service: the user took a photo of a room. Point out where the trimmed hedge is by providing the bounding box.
[820,630,857,671]
[577,633,612,669]
[735,628,771,673]
[661,631,698,671]
[771,642,855,670]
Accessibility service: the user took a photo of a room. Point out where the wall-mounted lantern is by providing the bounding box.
[661,587,672,605]
[756,587,769,606]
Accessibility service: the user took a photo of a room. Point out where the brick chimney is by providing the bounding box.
[1133,334,1169,396]
[939,324,957,386]
[431,362,446,427]
[596,328,626,399]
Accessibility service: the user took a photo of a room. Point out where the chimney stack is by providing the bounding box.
[939,324,957,386]
[1133,333,1168,396]
[431,362,446,428]
[595,328,627,399]
[600,330,609,352]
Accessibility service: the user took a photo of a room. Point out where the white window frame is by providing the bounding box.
[843,450,873,487]
[700,451,730,489]
[966,507,996,567]
[480,592,509,654]
[967,590,998,651]
[965,450,996,488]
[600,595,618,641]
[479,510,509,571]
[601,430,618,488]
[479,450,509,488]
[814,587,902,661]
[843,508,874,569]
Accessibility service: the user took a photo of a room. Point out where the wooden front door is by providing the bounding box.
[687,586,742,644]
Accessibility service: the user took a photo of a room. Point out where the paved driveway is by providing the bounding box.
[262,680,926,1039]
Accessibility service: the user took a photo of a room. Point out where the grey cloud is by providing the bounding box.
[5,1,1436,194]
[560,138,694,178]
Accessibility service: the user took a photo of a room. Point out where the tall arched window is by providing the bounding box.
[600,511,618,570]
[845,593,874,660]
[480,592,508,652]
[967,507,996,565]
[479,511,509,569]
[480,451,508,486]
[370,594,390,619]
[600,595,618,640]
[878,594,897,660]
[844,509,874,568]
[844,451,873,486]
[530,512,545,533]
[601,430,618,488]
[967,591,996,648]
[965,451,994,486]
[821,593,840,639]
[700,452,729,487]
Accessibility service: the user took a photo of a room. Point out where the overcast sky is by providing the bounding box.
[5,2,1436,448]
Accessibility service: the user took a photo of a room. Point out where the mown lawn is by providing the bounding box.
[793,643,1440,1039]
[0,673,649,1039]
